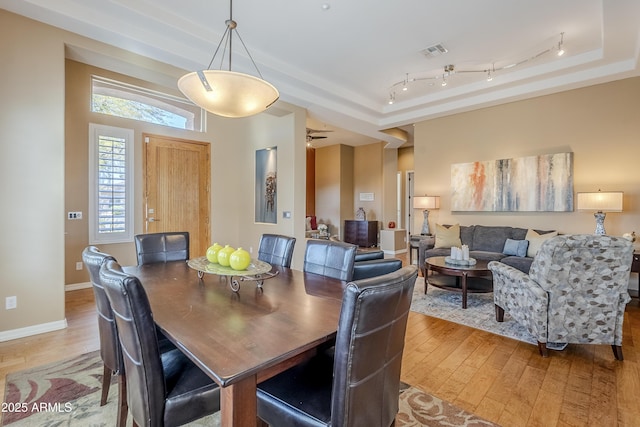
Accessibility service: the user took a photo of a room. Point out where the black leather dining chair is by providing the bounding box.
[134,232,189,265]
[303,239,357,281]
[256,265,418,427]
[82,246,127,427]
[99,259,220,427]
[257,233,296,268]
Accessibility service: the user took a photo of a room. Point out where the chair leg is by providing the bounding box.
[100,364,111,406]
[538,341,549,357]
[612,345,624,361]
[117,374,128,427]
[495,304,505,322]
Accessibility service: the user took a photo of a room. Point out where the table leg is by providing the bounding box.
[424,266,430,294]
[461,273,468,309]
[220,375,257,427]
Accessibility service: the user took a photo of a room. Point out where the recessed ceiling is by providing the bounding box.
[2,0,639,148]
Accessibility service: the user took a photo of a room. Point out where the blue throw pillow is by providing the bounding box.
[503,238,529,257]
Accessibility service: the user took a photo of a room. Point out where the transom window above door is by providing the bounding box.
[91,76,204,132]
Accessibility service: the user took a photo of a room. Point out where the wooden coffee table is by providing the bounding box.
[425,256,493,309]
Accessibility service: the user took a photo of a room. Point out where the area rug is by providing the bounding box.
[2,351,499,426]
[410,277,538,345]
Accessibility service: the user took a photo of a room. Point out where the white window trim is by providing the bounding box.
[88,123,134,244]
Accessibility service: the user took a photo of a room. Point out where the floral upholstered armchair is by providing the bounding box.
[488,234,633,359]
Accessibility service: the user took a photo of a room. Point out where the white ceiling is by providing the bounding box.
[2,0,639,148]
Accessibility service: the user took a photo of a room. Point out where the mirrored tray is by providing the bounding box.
[187,256,275,292]
[188,256,272,276]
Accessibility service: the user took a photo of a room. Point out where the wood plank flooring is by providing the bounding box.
[1,252,639,426]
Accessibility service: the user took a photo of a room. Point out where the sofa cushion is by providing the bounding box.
[423,247,452,259]
[472,225,515,252]
[503,238,529,257]
[434,223,462,248]
[460,225,475,247]
[525,229,558,257]
[500,255,534,273]
[468,251,506,262]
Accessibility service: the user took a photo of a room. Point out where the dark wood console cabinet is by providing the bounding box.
[344,220,378,247]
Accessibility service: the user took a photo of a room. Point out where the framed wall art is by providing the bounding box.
[451,152,574,212]
[255,147,277,223]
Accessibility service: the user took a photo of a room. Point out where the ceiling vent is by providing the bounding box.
[421,43,448,58]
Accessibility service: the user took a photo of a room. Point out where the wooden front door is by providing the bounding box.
[143,134,210,258]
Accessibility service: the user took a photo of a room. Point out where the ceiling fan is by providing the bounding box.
[306,128,333,143]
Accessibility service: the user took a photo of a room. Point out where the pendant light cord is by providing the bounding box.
[204,0,265,79]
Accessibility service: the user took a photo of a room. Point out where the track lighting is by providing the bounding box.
[387,32,566,104]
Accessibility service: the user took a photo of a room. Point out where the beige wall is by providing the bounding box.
[353,143,383,223]
[1,9,308,338]
[316,142,396,241]
[0,10,66,334]
[413,77,640,289]
[397,146,415,231]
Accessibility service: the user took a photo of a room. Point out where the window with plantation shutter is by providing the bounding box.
[89,124,134,244]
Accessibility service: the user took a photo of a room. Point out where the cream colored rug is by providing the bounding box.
[2,351,499,426]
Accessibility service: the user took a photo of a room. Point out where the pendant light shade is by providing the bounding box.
[178,0,279,118]
[178,70,278,118]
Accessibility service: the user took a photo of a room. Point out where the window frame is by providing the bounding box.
[91,75,205,132]
[88,123,135,245]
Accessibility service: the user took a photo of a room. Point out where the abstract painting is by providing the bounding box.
[255,147,277,223]
[451,152,573,211]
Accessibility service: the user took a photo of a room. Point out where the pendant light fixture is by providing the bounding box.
[178,0,279,118]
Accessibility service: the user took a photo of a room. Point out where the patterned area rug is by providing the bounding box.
[410,276,538,345]
[1,351,498,426]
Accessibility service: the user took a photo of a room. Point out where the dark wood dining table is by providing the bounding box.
[122,260,346,427]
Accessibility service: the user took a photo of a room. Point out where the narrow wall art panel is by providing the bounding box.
[255,147,277,223]
[451,152,573,212]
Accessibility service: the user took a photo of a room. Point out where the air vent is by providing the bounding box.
[421,43,448,58]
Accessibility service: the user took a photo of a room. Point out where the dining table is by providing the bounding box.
[122,260,346,427]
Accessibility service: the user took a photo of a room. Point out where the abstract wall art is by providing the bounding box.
[451,152,573,212]
[255,147,277,223]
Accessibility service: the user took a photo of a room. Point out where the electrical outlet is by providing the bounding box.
[67,211,83,220]
[6,296,17,310]
[76,262,83,271]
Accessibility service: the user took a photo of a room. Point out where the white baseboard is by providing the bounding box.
[0,319,68,342]
[383,248,408,256]
[66,281,91,291]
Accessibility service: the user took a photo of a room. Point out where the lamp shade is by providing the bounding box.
[178,70,279,118]
[414,196,440,210]
[576,191,623,212]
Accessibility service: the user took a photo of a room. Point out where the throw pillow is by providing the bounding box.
[525,229,558,257]
[434,223,462,248]
[503,238,529,257]
[305,216,312,231]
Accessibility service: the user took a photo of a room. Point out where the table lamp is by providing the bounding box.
[413,196,440,235]
[576,190,623,235]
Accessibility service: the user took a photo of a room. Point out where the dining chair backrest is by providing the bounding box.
[256,265,418,427]
[331,265,417,425]
[303,239,357,281]
[99,259,166,425]
[134,232,189,265]
[257,234,296,268]
[82,246,122,379]
[100,260,220,427]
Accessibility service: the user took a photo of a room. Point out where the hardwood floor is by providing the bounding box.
[1,251,639,426]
